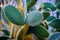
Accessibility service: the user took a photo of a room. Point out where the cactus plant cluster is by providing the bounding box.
[0,0,60,40]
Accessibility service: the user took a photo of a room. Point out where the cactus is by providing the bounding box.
[57,3,60,9]
[2,30,10,36]
[48,32,60,40]
[40,2,56,11]
[0,36,9,40]
[5,5,24,25]
[27,0,37,10]
[4,5,49,40]
[46,16,56,22]
[1,0,60,40]
[55,0,60,5]
[49,19,60,29]
[28,25,49,38]
[25,11,43,26]
[43,11,50,20]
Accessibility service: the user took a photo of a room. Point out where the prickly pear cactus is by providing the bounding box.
[25,11,43,26]
[1,0,60,40]
[40,2,56,11]
[48,32,60,40]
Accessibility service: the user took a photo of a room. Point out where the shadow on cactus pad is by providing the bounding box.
[0,36,9,40]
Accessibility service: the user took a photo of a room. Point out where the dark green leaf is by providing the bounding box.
[46,16,56,22]
[57,3,60,9]
[0,36,9,40]
[2,30,10,36]
[40,2,56,11]
[55,0,60,5]
[29,25,49,38]
[43,11,50,20]
[56,28,60,32]
[25,11,43,26]
[5,5,24,25]
[49,19,60,28]
[27,0,37,10]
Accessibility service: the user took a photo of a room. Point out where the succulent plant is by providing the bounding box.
[25,11,43,26]
[43,11,50,20]
[40,2,56,11]
[4,5,49,40]
[46,16,56,22]
[57,3,60,9]
[28,25,49,38]
[27,0,37,10]
[55,0,60,5]
[1,0,60,40]
[5,5,24,25]
[48,32,60,40]
[49,19,60,29]
[2,30,10,36]
[0,36,9,40]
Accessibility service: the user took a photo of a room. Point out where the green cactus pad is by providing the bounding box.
[55,0,60,5]
[40,2,56,11]
[2,30,10,36]
[43,11,50,20]
[0,36,9,40]
[5,5,24,25]
[57,3,60,9]
[49,19,60,29]
[46,16,56,22]
[25,11,43,26]
[27,0,37,10]
[29,25,49,38]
